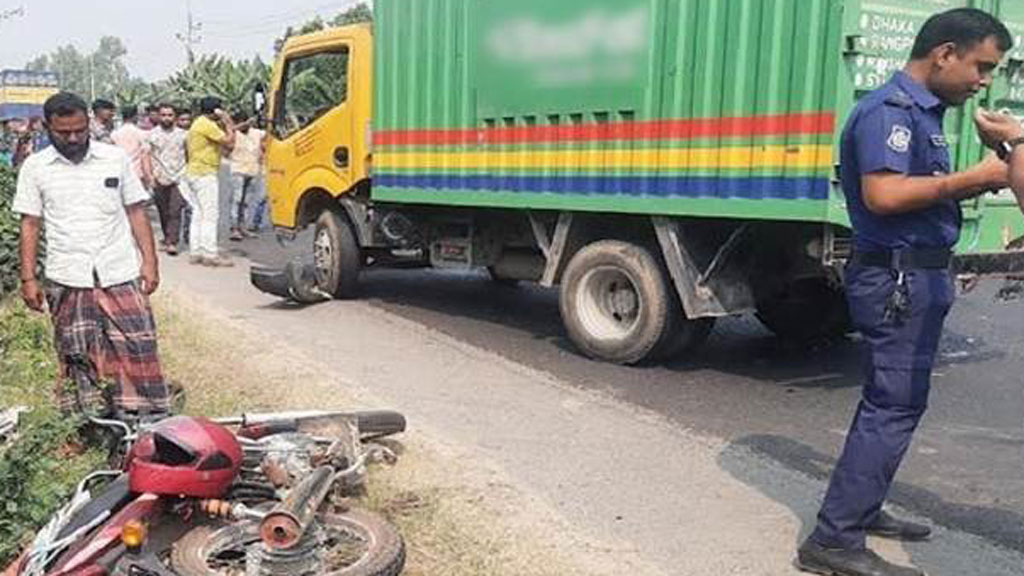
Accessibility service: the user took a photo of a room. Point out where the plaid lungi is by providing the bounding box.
[44,280,169,414]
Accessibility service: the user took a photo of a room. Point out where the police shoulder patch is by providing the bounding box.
[887,124,912,153]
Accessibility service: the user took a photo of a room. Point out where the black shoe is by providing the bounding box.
[797,538,924,576]
[866,511,932,542]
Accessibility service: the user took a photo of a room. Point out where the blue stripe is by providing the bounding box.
[0,103,43,120]
[375,174,830,201]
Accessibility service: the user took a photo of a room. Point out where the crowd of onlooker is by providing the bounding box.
[2,96,266,266]
[0,116,48,169]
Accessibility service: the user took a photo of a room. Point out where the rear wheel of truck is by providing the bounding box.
[314,211,362,299]
[756,277,851,344]
[560,240,681,365]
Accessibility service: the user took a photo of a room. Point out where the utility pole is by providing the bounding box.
[175,0,202,65]
[89,54,95,103]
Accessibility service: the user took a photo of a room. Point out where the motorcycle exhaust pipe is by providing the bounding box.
[259,465,335,549]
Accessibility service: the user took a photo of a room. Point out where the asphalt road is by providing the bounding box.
[227,231,1024,555]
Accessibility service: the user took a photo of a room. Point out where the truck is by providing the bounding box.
[256,0,1024,365]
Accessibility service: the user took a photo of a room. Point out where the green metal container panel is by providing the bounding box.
[372,0,1024,251]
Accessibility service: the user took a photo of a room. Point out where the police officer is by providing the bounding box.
[797,9,1012,576]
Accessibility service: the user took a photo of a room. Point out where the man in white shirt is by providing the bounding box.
[227,111,264,241]
[14,92,169,416]
[111,104,152,188]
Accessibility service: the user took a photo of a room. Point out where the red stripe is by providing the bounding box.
[376,112,835,146]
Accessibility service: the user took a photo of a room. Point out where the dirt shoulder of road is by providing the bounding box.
[153,289,662,576]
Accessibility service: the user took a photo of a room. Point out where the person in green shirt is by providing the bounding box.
[181,96,236,267]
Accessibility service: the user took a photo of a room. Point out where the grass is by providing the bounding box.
[0,299,105,566]
[152,292,589,576]
[0,289,612,574]
[362,449,592,576]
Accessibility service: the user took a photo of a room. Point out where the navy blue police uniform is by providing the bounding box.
[811,70,960,550]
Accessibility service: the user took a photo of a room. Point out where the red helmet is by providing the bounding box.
[126,416,243,498]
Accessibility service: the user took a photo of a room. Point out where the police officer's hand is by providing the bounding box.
[975,109,1024,151]
[965,153,1011,194]
[20,279,45,312]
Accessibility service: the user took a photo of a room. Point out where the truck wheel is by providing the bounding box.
[314,211,361,299]
[756,278,851,344]
[559,241,675,365]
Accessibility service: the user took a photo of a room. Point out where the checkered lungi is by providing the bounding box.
[44,280,169,414]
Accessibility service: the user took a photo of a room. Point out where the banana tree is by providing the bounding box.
[166,56,271,115]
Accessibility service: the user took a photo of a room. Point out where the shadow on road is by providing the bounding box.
[353,268,868,385]
[230,241,1004,392]
[718,434,1024,562]
[355,270,1002,383]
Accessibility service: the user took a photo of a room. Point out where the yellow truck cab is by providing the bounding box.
[265,25,373,231]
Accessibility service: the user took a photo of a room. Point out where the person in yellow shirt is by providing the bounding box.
[182,96,236,267]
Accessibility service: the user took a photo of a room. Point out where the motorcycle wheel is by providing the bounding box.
[171,508,404,576]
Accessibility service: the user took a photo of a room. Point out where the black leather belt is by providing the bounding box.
[850,249,952,270]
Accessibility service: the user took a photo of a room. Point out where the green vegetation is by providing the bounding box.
[0,168,102,565]
[0,301,104,565]
[0,166,18,299]
[274,3,373,53]
[22,2,373,115]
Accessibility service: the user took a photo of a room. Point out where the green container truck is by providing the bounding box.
[260,0,1024,364]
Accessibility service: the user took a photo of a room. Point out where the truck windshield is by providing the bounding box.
[275,48,349,139]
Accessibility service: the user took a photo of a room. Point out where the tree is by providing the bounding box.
[163,55,271,115]
[25,36,142,105]
[274,3,373,53]
[331,3,373,26]
[114,79,155,110]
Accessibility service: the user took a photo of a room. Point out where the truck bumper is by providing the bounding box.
[953,251,1024,276]
[250,265,293,299]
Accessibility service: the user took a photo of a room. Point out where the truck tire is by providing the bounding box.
[756,278,851,344]
[559,240,676,365]
[171,509,405,576]
[314,211,361,299]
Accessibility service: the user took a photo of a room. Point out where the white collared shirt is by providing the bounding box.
[12,142,151,288]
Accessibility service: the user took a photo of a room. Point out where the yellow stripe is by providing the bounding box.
[376,145,834,171]
[0,86,58,105]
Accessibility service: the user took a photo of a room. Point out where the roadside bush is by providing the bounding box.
[0,166,18,298]
[0,301,104,565]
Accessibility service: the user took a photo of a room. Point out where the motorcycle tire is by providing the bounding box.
[171,508,405,576]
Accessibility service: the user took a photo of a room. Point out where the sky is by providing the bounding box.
[0,0,366,81]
